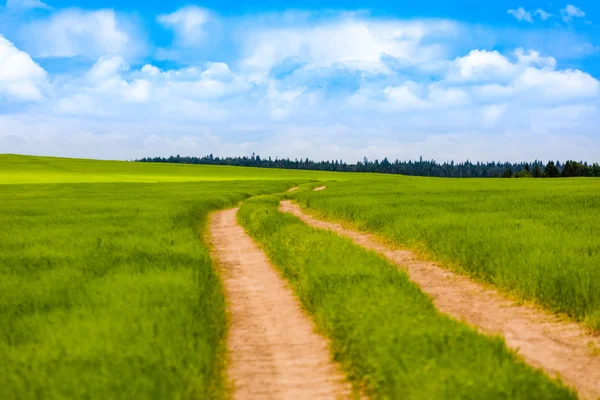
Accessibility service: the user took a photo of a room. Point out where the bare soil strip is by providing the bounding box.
[208,208,353,400]
[280,200,600,400]
[286,186,299,193]
[313,186,327,191]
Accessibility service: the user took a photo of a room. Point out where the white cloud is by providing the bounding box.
[87,56,128,81]
[561,4,585,22]
[5,0,51,12]
[382,82,469,110]
[451,48,597,103]
[18,9,142,59]
[241,18,459,77]
[144,64,251,101]
[384,82,428,109]
[451,50,516,82]
[449,49,559,84]
[84,57,151,103]
[429,85,470,107]
[507,7,553,22]
[516,67,599,99]
[122,79,151,103]
[0,35,47,101]
[51,58,255,117]
[201,62,233,81]
[471,84,515,100]
[141,64,161,76]
[264,82,306,120]
[514,48,556,68]
[508,7,533,23]
[481,104,507,126]
[534,9,552,20]
[157,6,213,47]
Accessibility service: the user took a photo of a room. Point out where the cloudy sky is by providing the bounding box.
[1,0,599,162]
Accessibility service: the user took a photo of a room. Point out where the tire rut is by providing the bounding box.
[208,207,353,400]
[280,200,600,400]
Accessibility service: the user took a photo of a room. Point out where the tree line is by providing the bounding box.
[135,154,600,178]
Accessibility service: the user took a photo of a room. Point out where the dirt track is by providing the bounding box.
[208,208,352,400]
[280,200,600,400]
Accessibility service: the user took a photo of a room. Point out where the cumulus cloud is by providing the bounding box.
[515,68,599,99]
[508,7,554,22]
[534,9,552,20]
[87,56,128,82]
[481,104,508,126]
[240,18,459,78]
[5,0,51,12]
[157,6,214,47]
[18,9,143,59]
[383,82,428,109]
[381,82,469,111]
[51,57,256,119]
[450,48,557,82]
[514,48,556,67]
[449,49,598,103]
[508,7,533,23]
[451,50,516,82]
[53,56,153,115]
[352,48,598,116]
[0,35,47,101]
[561,4,585,22]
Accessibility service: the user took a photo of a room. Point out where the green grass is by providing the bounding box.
[0,154,355,184]
[238,193,575,399]
[0,180,301,399]
[292,176,600,330]
[2,154,596,398]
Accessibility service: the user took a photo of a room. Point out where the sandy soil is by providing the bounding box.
[208,208,353,400]
[286,186,300,193]
[280,200,600,400]
[313,186,327,191]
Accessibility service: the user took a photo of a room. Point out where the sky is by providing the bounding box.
[1,0,599,162]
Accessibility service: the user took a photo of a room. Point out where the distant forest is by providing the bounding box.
[136,154,600,178]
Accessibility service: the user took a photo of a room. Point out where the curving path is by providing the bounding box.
[208,207,353,400]
[280,200,600,400]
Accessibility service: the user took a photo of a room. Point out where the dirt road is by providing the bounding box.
[280,200,600,399]
[208,207,353,400]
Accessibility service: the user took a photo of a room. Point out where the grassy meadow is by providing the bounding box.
[0,155,341,399]
[292,177,600,330]
[0,154,358,184]
[2,154,598,399]
[238,193,575,399]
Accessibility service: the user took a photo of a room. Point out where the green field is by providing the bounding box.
[292,177,600,330]
[0,181,303,399]
[1,154,597,398]
[239,193,574,399]
[0,154,357,184]
[0,155,341,399]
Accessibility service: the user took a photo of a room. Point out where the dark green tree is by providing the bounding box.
[136,154,599,179]
[544,161,560,178]
[562,160,587,177]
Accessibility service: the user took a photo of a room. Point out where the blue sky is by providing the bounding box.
[1,0,599,162]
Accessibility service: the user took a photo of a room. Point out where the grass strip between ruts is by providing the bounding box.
[238,193,576,399]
